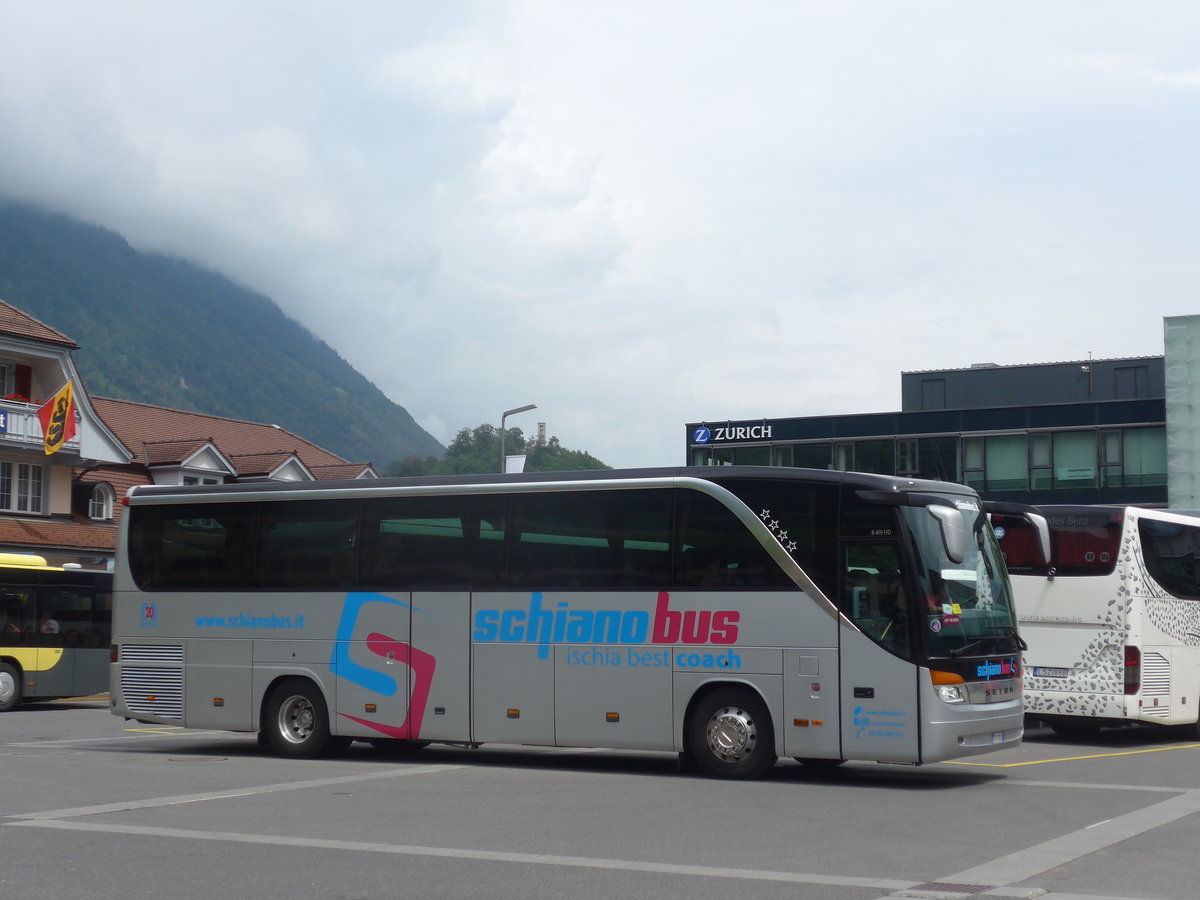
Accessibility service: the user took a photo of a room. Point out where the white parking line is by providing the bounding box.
[9,818,919,892]
[7,764,467,821]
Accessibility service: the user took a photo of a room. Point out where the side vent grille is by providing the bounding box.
[118,644,185,719]
[1141,651,1170,719]
[120,667,184,719]
[121,644,185,664]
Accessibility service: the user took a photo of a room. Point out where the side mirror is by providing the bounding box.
[927,505,967,564]
[1027,512,1052,567]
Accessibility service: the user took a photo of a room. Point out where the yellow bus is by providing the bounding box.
[0,554,113,711]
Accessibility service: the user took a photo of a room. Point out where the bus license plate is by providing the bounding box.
[1033,667,1069,678]
[991,732,1005,744]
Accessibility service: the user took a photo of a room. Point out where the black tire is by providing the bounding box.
[687,686,777,779]
[263,678,336,759]
[794,757,846,768]
[0,661,21,712]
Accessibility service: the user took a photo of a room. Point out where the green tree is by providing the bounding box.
[385,424,609,475]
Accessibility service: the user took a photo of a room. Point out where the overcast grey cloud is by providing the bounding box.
[1,1,1197,467]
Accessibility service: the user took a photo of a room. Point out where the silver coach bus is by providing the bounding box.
[111,466,1028,778]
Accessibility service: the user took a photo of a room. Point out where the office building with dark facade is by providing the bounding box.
[686,356,1167,507]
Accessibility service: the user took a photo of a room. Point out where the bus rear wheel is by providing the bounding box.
[263,679,337,759]
[688,687,777,779]
[0,661,21,712]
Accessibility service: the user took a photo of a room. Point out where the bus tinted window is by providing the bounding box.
[129,503,257,590]
[992,514,1049,575]
[259,500,358,589]
[1139,517,1200,600]
[717,480,839,596]
[1045,510,1122,576]
[510,490,672,588]
[677,490,791,588]
[362,495,506,588]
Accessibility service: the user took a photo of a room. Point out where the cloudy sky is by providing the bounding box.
[1,2,1197,468]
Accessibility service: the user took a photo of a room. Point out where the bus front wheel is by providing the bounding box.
[263,679,337,759]
[687,687,777,779]
[0,661,20,712]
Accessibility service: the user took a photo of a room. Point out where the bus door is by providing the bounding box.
[330,591,415,740]
[837,541,921,762]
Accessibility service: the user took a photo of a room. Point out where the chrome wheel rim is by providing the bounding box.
[0,669,15,706]
[277,694,316,744]
[706,705,758,763]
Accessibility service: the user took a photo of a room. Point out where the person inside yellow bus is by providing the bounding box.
[39,610,59,634]
[2,606,20,634]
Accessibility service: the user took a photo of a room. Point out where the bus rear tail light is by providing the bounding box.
[1124,646,1141,695]
[110,645,118,663]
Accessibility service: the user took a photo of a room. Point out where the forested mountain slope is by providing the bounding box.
[0,204,443,467]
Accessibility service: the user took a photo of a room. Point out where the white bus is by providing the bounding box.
[993,504,1200,737]
[111,467,1027,778]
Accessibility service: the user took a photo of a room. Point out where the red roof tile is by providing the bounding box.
[0,517,116,552]
[0,298,79,348]
[91,397,351,468]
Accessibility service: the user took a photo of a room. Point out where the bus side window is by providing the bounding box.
[1140,517,1200,600]
[509,490,672,589]
[362,495,507,588]
[676,491,790,588]
[992,514,1049,575]
[842,544,909,657]
[258,501,358,589]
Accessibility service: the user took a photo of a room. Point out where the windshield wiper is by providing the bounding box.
[988,624,1028,652]
[948,639,986,658]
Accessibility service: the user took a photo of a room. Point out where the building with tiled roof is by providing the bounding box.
[0,299,377,569]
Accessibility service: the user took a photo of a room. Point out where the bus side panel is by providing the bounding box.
[186,639,253,729]
[1014,571,1128,720]
[22,646,71,700]
[556,644,673,750]
[409,591,471,742]
[472,643,555,744]
[325,593,413,740]
[70,648,110,700]
[838,622,921,763]
[781,648,842,760]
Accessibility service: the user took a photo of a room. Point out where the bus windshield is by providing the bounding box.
[901,503,1018,659]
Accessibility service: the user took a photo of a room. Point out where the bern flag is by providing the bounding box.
[38,380,76,455]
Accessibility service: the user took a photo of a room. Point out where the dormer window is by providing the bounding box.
[182,475,222,486]
[89,483,115,521]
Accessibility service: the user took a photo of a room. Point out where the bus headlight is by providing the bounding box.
[936,683,968,704]
[930,669,967,704]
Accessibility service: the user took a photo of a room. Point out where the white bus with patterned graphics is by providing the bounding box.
[111,467,1027,778]
[994,504,1200,737]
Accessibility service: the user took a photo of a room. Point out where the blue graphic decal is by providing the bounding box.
[852,704,908,740]
[330,592,414,696]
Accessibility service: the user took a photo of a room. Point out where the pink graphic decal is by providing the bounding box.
[338,632,437,739]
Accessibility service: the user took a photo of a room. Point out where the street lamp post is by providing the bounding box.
[500,404,537,473]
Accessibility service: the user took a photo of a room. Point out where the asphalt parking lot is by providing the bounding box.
[3,700,1200,900]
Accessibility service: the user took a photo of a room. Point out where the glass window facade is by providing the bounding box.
[691,426,1167,502]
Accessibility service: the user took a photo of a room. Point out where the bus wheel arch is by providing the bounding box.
[0,659,22,712]
[261,676,346,759]
[685,682,778,779]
